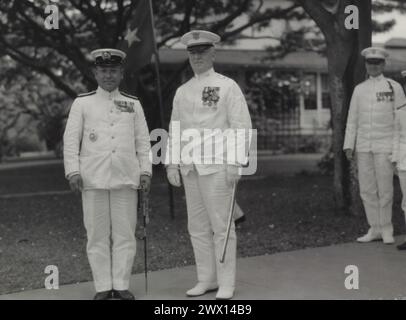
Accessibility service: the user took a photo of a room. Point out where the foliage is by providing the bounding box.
[0,0,404,161]
[245,70,302,144]
[0,0,309,157]
[0,56,71,159]
[13,135,43,153]
[0,0,306,97]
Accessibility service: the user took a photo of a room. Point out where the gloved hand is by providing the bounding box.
[167,168,182,187]
[69,174,83,194]
[140,174,151,194]
[344,149,353,161]
[226,165,241,187]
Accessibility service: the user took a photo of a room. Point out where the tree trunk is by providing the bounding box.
[343,0,372,216]
[327,45,353,215]
[304,0,372,215]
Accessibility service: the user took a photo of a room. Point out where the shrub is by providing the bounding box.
[14,135,42,153]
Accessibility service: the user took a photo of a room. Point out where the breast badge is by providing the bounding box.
[114,100,135,113]
[89,131,98,142]
[376,81,395,102]
[202,87,220,108]
[376,92,394,102]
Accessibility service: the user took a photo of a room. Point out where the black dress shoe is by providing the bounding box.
[235,216,246,225]
[93,290,113,300]
[112,290,136,300]
[397,242,406,250]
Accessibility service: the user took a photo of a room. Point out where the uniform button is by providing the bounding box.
[111,136,115,139]
[111,123,114,126]
[112,150,116,153]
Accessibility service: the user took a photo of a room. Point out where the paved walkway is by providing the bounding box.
[0,159,62,171]
[2,238,406,300]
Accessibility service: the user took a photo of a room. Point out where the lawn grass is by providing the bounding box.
[0,163,405,295]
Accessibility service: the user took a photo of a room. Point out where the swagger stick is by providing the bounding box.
[220,182,238,263]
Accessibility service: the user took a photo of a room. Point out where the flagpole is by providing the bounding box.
[148,0,175,220]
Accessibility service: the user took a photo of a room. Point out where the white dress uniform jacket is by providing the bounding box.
[166,68,252,174]
[392,106,406,170]
[344,75,405,153]
[64,87,152,188]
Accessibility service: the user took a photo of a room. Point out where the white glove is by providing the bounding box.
[226,165,241,187]
[167,168,182,187]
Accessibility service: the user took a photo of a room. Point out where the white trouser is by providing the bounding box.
[82,188,137,292]
[357,152,394,235]
[397,171,406,225]
[182,168,236,288]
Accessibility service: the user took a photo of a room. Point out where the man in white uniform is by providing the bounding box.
[63,48,152,300]
[344,47,406,244]
[166,30,252,300]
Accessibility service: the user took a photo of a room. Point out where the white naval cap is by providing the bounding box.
[180,30,221,50]
[402,70,406,77]
[90,48,126,66]
[361,47,389,61]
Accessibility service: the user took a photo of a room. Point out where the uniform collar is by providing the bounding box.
[368,74,385,82]
[96,86,120,99]
[194,68,215,80]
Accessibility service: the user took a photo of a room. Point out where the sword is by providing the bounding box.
[138,188,150,293]
[220,182,238,264]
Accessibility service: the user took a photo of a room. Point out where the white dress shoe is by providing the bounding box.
[215,286,234,300]
[382,233,395,244]
[356,231,382,243]
[186,282,218,297]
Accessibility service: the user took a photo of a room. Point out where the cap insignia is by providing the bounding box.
[102,51,111,60]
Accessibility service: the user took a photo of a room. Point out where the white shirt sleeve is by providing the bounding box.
[343,86,359,151]
[225,81,252,166]
[165,88,181,169]
[134,102,152,176]
[63,99,84,178]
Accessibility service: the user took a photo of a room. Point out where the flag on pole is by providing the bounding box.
[118,0,155,73]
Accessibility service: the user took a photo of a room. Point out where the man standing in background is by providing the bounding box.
[344,47,406,244]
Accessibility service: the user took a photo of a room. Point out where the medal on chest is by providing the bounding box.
[202,87,220,108]
[376,91,394,102]
[376,81,395,103]
[89,130,98,142]
[113,100,135,113]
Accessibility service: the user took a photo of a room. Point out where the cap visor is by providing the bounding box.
[365,58,384,63]
[187,43,213,50]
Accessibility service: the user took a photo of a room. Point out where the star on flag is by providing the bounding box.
[124,27,141,47]
[117,0,155,73]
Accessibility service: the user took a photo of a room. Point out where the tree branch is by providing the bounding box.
[294,0,335,40]
[211,0,252,33]
[2,41,77,98]
[221,4,300,40]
